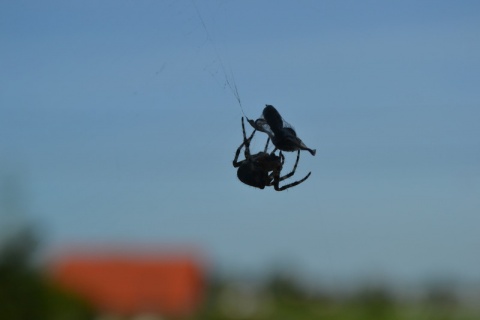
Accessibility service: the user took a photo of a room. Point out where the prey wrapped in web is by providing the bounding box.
[247,105,316,156]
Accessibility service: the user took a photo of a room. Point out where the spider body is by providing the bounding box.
[236,151,282,189]
[233,117,311,191]
[248,105,316,156]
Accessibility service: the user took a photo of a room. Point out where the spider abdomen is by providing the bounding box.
[237,162,268,189]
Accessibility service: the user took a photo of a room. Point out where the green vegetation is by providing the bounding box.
[195,273,480,320]
[1,228,478,320]
[1,226,479,320]
[0,226,94,320]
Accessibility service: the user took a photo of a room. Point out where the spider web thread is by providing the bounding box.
[191,0,247,117]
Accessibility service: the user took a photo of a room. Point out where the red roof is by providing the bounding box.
[49,250,205,317]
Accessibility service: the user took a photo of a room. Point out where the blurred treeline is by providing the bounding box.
[0,172,94,319]
[1,172,478,320]
[0,225,94,320]
[1,225,479,320]
[196,272,480,320]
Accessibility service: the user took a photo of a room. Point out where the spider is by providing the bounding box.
[233,117,311,191]
[247,105,316,156]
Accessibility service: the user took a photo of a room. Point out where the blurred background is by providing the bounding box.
[1,0,480,319]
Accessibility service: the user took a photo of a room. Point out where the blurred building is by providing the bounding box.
[48,249,205,319]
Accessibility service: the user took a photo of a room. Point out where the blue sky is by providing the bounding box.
[1,0,480,286]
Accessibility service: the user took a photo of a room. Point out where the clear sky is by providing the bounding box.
[1,0,480,286]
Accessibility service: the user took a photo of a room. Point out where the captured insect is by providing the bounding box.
[247,105,316,156]
[233,117,311,191]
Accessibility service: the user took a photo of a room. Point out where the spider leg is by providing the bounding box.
[232,142,246,168]
[273,150,311,191]
[279,151,285,167]
[278,150,299,182]
[242,117,256,159]
[233,117,256,168]
[274,171,311,191]
[263,137,270,153]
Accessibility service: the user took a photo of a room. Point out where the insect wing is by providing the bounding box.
[247,118,275,137]
[247,105,298,142]
[263,105,298,135]
[263,105,284,133]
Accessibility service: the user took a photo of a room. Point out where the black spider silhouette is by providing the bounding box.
[233,117,311,191]
[247,105,316,156]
